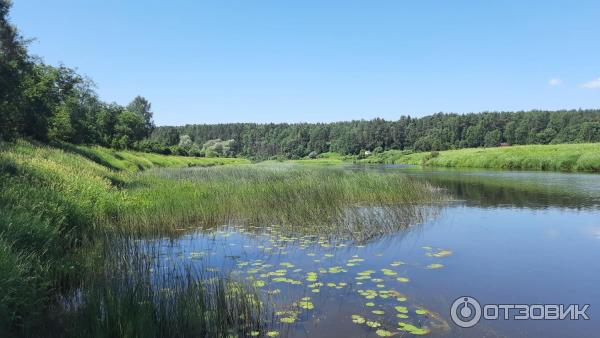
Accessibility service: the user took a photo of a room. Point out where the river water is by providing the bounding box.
[147,166,600,337]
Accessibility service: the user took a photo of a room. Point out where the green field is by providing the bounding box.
[354,143,600,172]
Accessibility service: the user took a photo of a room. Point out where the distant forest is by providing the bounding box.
[151,109,600,159]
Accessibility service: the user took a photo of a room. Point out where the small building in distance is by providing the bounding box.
[499,142,511,147]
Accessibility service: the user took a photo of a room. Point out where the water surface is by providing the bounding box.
[147,167,600,337]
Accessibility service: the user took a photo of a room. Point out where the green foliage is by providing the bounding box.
[0,2,154,147]
[202,138,234,157]
[361,143,600,172]
[151,110,600,159]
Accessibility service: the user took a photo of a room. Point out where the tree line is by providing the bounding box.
[151,109,600,159]
[1,0,154,149]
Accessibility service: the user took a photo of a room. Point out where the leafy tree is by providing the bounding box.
[0,0,31,140]
[113,111,146,148]
[484,130,501,147]
[126,96,154,137]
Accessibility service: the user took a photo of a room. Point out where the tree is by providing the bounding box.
[113,111,146,148]
[464,125,484,147]
[126,96,154,137]
[484,130,501,147]
[0,0,32,140]
[96,103,123,146]
[578,122,600,142]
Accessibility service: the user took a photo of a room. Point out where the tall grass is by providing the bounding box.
[116,165,445,237]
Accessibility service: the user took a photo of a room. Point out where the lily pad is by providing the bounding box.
[280,316,296,323]
[351,314,366,324]
[366,321,382,328]
[376,329,395,337]
[395,306,408,313]
[398,322,430,335]
[426,263,444,269]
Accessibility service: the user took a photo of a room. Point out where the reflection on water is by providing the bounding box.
[142,223,452,337]
[128,166,599,337]
[394,166,600,209]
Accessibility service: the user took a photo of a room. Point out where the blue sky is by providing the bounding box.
[11,0,600,125]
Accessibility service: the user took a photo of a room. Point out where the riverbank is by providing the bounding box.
[0,140,249,335]
[284,143,600,172]
[364,143,600,171]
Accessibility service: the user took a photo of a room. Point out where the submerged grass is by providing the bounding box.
[65,237,271,338]
[0,140,443,336]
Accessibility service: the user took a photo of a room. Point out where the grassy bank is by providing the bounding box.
[0,141,443,336]
[0,141,250,335]
[356,143,600,172]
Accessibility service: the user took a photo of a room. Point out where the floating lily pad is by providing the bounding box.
[381,269,398,276]
[427,249,452,258]
[299,300,314,309]
[398,322,430,335]
[395,306,408,313]
[351,314,366,324]
[328,266,346,273]
[426,263,444,269]
[366,321,382,328]
[376,329,394,337]
[280,316,296,323]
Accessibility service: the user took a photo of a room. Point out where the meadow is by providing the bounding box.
[0,141,443,337]
[354,143,600,172]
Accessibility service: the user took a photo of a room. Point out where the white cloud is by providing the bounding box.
[548,78,562,86]
[581,77,600,89]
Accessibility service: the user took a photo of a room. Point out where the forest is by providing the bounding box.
[151,110,600,159]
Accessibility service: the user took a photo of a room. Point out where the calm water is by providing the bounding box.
[146,167,600,337]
